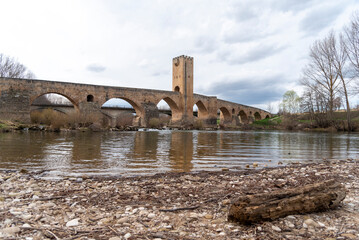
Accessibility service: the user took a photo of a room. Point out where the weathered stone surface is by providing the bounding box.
[0,56,270,128]
[228,180,346,224]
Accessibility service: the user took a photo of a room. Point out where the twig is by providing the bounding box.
[108,226,119,235]
[138,220,149,228]
[19,196,65,201]
[159,205,200,212]
[46,230,61,240]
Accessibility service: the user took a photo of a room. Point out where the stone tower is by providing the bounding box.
[172,55,194,124]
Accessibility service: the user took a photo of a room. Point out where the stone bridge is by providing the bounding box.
[0,55,270,127]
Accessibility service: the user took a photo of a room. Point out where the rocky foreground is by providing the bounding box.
[1,160,358,240]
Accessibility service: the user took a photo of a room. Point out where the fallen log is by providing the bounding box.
[228,179,346,224]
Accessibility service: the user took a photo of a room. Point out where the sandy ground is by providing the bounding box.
[1,160,358,240]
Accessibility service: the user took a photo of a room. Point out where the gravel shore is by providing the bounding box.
[1,160,358,240]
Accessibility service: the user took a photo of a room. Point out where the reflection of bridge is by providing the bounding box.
[32,104,177,116]
[0,55,270,127]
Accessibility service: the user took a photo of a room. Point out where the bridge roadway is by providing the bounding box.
[0,77,270,127]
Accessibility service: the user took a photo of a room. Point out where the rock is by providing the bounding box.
[341,233,357,239]
[272,226,281,232]
[109,237,121,240]
[124,233,131,239]
[66,218,80,227]
[204,214,213,219]
[147,213,156,219]
[22,223,31,228]
[304,219,320,228]
[1,227,21,235]
[117,217,129,224]
[89,123,102,132]
[222,199,231,205]
[253,163,258,167]
[222,168,229,172]
[285,221,295,228]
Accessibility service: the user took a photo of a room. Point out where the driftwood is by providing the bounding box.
[228,180,346,224]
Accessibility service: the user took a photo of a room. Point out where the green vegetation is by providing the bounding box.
[253,116,281,126]
[250,110,359,132]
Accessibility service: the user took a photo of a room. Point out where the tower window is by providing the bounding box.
[174,86,180,92]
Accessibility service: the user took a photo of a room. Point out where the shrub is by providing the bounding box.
[149,118,160,128]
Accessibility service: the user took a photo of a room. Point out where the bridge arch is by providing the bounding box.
[193,100,208,119]
[31,92,78,108]
[238,110,249,124]
[101,97,143,118]
[254,112,261,121]
[155,96,181,121]
[30,93,78,124]
[218,107,231,124]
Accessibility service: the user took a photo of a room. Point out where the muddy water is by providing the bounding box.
[0,130,358,178]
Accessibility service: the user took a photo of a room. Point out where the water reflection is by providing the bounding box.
[169,132,193,172]
[0,130,358,177]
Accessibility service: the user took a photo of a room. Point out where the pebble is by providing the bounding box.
[66,218,80,227]
[272,226,281,232]
[22,223,31,228]
[109,237,121,240]
[124,233,131,239]
[147,213,156,219]
[304,218,320,228]
[117,217,129,224]
[204,214,213,219]
[1,227,21,235]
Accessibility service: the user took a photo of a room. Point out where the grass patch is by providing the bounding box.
[253,116,281,126]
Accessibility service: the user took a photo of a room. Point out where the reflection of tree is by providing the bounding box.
[169,132,193,172]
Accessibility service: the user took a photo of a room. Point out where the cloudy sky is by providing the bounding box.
[1,0,359,111]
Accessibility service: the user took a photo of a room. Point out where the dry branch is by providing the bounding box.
[228,180,346,224]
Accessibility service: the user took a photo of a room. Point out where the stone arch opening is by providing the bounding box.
[193,101,208,118]
[101,98,143,127]
[238,110,249,124]
[265,115,270,119]
[156,97,181,124]
[232,108,235,114]
[174,86,180,92]
[30,93,77,125]
[254,112,261,121]
[218,107,231,125]
[87,95,94,102]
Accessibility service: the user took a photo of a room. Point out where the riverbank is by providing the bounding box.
[1,160,358,239]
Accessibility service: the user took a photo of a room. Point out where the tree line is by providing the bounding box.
[280,12,359,131]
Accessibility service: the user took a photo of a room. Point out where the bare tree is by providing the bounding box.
[343,12,359,78]
[0,53,35,78]
[331,33,353,130]
[301,32,341,121]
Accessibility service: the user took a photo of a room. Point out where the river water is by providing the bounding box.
[0,130,358,178]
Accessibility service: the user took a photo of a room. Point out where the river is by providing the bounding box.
[0,130,358,178]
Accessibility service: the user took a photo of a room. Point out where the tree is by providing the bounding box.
[301,32,342,120]
[0,53,35,78]
[279,90,300,114]
[332,33,352,130]
[343,11,359,79]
